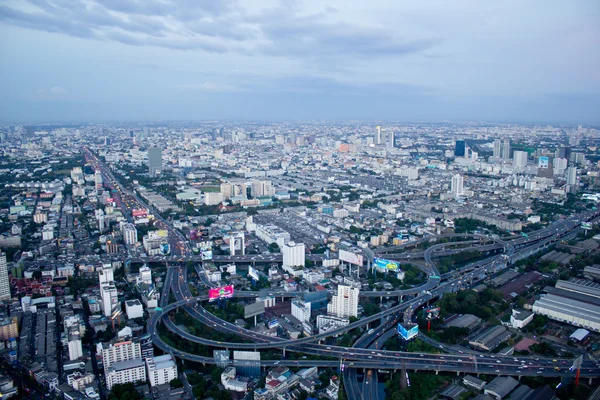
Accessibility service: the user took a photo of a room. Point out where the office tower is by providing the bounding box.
[553,158,568,175]
[502,140,511,160]
[513,151,528,170]
[374,126,382,145]
[493,139,502,158]
[146,355,178,387]
[327,285,359,318]
[147,147,162,177]
[94,170,103,189]
[220,183,233,199]
[571,152,585,165]
[555,146,571,160]
[451,174,464,196]
[537,156,554,178]
[454,140,466,157]
[0,253,10,300]
[567,167,578,186]
[387,131,395,149]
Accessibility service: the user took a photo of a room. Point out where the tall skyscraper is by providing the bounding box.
[147,147,162,177]
[493,139,502,158]
[374,126,382,145]
[454,140,466,157]
[94,170,103,189]
[451,174,464,196]
[387,131,395,149]
[327,285,359,318]
[0,252,10,300]
[537,156,554,178]
[502,140,511,160]
[513,151,528,170]
[567,167,578,186]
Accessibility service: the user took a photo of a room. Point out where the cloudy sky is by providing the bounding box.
[0,0,598,124]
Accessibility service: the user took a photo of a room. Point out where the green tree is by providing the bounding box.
[108,383,142,400]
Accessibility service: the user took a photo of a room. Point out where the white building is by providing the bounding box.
[512,151,528,170]
[451,174,464,196]
[125,300,144,319]
[327,285,359,318]
[101,340,142,369]
[282,242,305,274]
[67,372,95,392]
[291,299,311,323]
[254,224,290,246]
[509,309,534,329]
[138,266,152,285]
[0,252,10,300]
[229,232,245,256]
[98,264,114,285]
[205,192,224,206]
[122,223,138,245]
[146,354,177,387]
[567,166,578,186]
[67,331,83,361]
[100,283,118,317]
[105,359,146,390]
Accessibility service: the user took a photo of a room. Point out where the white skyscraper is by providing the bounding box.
[553,158,568,175]
[493,139,502,159]
[94,170,103,189]
[0,252,10,300]
[502,140,511,160]
[328,285,359,318]
[451,174,464,196]
[282,242,305,270]
[122,223,138,245]
[101,340,142,369]
[513,151,528,170]
[101,283,119,317]
[98,264,114,285]
[374,126,382,145]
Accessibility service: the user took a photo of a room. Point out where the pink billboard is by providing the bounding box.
[208,285,234,301]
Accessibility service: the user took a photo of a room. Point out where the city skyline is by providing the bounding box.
[0,0,599,124]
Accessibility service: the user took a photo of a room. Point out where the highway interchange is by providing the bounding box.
[87,148,600,398]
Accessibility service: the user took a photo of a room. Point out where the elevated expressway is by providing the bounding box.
[146,208,600,382]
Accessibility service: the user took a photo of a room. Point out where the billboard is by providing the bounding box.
[201,250,213,261]
[397,324,419,340]
[132,208,147,217]
[425,307,440,320]
[339,249,364,266]
[374,257,399,272]
[248,266,259,281]
[160,243,170,255]
[208,285,234,301]
[268,319,279,329]
[538,156,549,169]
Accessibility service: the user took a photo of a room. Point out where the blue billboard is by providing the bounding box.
[374,257,399,272]
[397,324,419,340]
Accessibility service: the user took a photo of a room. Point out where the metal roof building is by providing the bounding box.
[532,293,600,332]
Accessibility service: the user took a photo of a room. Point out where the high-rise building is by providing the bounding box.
[98,264,114,285]
[502,140,511,160]
[94,170,103,189]
[387,131,395,149]
[122,223,138,245]
[567,167,578,186]
[327,285,359,318]
[101,283,119,317]
[0,252,10,300]
[291,299,311,323]
[555,146,571,161]
[147,147,163,177]
[139,266,152,285]
[537,156,554,178]
[553,158,568,175]
[454,140,466,157]
[282,242,305,270]
[512,151,528,170]
[451,174,464,196]
[146,354,178,387]
[493,139,502,158]
[100,339,142,369]
[374,126,382,145]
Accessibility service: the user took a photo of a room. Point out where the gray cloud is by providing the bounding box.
[0,0,438,59]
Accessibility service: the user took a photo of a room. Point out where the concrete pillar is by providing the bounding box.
[456,371,460,376]
[589,378,593,385]
[435,370,439,375]
[283,347,286,358]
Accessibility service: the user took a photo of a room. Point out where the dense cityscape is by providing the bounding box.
[0,123,598,400]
